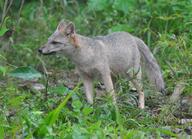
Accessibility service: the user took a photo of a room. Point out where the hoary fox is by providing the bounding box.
[39,20,165,109]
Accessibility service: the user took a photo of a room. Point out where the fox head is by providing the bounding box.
[38,20,78,54]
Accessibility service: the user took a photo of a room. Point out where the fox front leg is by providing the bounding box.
[81,74,94,104]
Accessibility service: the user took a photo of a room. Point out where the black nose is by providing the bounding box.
[38,48,42,53]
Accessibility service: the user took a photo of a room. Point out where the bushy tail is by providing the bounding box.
[135,37,165,93]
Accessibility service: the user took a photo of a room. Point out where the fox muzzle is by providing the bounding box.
[38,47,56,55]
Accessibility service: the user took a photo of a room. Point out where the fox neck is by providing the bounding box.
[62,34,95,65]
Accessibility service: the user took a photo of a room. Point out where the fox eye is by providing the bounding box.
[51,41,62,44]
[66,33,71,36]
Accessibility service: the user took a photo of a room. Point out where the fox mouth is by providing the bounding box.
[38,49,56,55]
[40,51,56,55]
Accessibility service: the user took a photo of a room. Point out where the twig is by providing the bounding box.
[170,82,185,102]
[37,55,49,100]
[1,0,13,25]
[37,55,48,74]
[1,0,8,25]
[16,0,25,25]
[4,0,13,17]
[166,61,177,77]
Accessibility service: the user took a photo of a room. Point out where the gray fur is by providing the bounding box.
[135,37,165,92]
[39,21,165,107]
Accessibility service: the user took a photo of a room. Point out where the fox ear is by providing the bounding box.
[65,22,75,35]
[57,21,66,33]
[66,23,79,47]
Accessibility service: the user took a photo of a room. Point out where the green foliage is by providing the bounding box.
[88,0,110,11]
[34,90,72,137]
[0,17,9,36]
[113,0,135,14]
[0,65,7,76]
[0,0,191,138]
[9,67,42,80]
[0,126,4,139]
[49,84,69,95]
[109,24,134,33]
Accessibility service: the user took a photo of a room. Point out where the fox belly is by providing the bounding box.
[108,46,141,76]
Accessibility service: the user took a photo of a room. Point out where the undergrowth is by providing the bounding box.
[0,0,191,138]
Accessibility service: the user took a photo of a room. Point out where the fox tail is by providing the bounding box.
[135,37,165,93]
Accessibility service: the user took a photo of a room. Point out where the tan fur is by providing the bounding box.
[70,34,79,48]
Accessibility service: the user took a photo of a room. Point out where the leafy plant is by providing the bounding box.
[33,83,80,138]
[0,125,4,139]
[88,0,110,11]
[0,66,7,76]
[113,0,135,14]
[9,66,42,80]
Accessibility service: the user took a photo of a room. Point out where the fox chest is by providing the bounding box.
[76,63,102,77]
[73,47,108,77]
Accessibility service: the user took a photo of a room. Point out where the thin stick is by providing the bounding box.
[16,0,25,25]
[1,0,8,25]
[37,55,49,100]
[4,0,13,16]
[170,82,185,102]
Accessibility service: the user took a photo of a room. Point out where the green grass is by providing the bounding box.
[0,0,192,138]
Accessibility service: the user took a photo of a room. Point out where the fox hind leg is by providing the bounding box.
[130,70,145,109]
[101,71,116,104]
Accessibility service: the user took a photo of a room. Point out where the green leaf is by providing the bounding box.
[125,130,146,139]
[72,99,83,112]
[9,66,42,80]
[109,24,134,33]
[8,95,26,108]
[72,125,89,139]
[113,0,135,14]
[0,66,7,76]
[0,28,8,37]
[82,107,93,116]
[49,85,69,95]
[34,92,72,137]
[0,17,9,36]
[0,126,4,139]
[34,83,81,138]
[157,128,177,137]
[88,0,110,11]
